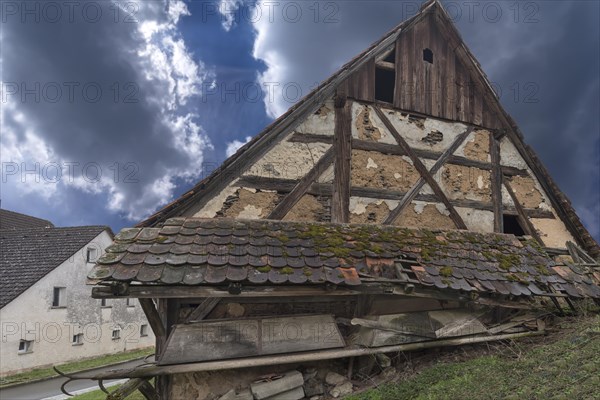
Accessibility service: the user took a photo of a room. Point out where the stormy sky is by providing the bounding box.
[1,0,598,241]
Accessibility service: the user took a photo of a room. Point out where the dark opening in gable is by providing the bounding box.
[375,67,395,103]
[383,49,396,63]
[503,214,526,237]
[423,48,433,64]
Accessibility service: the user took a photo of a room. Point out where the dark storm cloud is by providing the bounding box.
[1,0,212,220]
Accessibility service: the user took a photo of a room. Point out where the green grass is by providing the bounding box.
[347,316,600,400]
[0,347,154,387]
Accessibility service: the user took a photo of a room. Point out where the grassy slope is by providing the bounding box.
[347,316,600,400]
[0,348,154,387]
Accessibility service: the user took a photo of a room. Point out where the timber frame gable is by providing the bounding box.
[138,0,598,259]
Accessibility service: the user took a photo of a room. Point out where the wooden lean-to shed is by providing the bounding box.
[74,1,600,398]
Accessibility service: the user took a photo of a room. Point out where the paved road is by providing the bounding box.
[0,359,147,400]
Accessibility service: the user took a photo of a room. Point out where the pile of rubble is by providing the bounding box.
[216,368,361,400]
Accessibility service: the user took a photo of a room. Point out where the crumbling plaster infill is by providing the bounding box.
[440,164,491,202]
[455,130,491,162]
[531,217,577,249]
[351,103,396,144]
[194,181,241,218]
[294,100,335,135]
[382,108,469,153]
[349,197,399,224]
[244,140,331,180]
[222,188,278,219]
[351,149,420,191]
[283,195,325,222]
[394,201,455,230]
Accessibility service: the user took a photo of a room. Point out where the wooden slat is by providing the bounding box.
[93,285,362,299]
[331,95,352,223]
[267,147,335,219]
[503,178,543,244]
[67,331,544,380]
[185,297,221,323]
[490,136,503,232]
[138,380,159,400]
[235,176,555,219]
[139,299,166,338]
[374,105,470,228]
[288,132,529,176]
[159,315,345,366]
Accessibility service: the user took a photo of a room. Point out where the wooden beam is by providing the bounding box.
[490,136,503,232]
[267,147,335,220]
[138,381,159,400]
[67,331,544,380]
[374,104,470,228]
[235,176,555,219]
[331,94,352,223]
[503,178,543,244]
[93,285,362,299]
[138,299,166,338]
[185,297,221,323]
[106,378,147,400]
[288,132,528,176]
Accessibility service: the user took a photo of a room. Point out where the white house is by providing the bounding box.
[0,210,155,377]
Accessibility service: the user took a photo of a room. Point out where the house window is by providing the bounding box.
[86,247,98,263]
[112,328,121,340]
[72,333,84,346]
[126,298,135,307]
[52,287,66,307]
[503,214,526,236]
[18,340,33,354]
[375,67,395,103]
[140,324,148,337]
[101,298,110,308]
[423,48,433,64]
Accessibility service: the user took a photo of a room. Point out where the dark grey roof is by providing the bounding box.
[0,226,110,308]
[0,209,54,230]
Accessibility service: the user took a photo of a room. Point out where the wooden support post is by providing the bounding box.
[331,93,352,223]
[267,147,335,220]
[138,299,166,338]
[106,378,146,400]
[138,381,159,400]
[185,297,221,323]
[503,178,543,244]
[155,299,179,399]
[490,135,503,233]
[374,105,470,229]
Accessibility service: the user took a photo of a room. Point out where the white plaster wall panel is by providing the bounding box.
[456,208,494,233]
[501,185,515,206]
[382,108,468,153]
[531,216,576,249]
[294,99,335,135]
[193,180,241,218]
[349,197,398,215]
[317,165,334,184]
[499,137,528,169]
[0,231,154,376]
[244,141,331,180]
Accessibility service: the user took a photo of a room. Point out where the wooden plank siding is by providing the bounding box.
[341,11,502,130]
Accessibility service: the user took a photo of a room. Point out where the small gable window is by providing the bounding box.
[503,214,526,237]
[423,48,433,64]
[375,67,395,104]
[52,287,66,308]
[18,340,33,354]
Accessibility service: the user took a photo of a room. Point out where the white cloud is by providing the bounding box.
[218,0,245,31]
[226,136,252,157]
